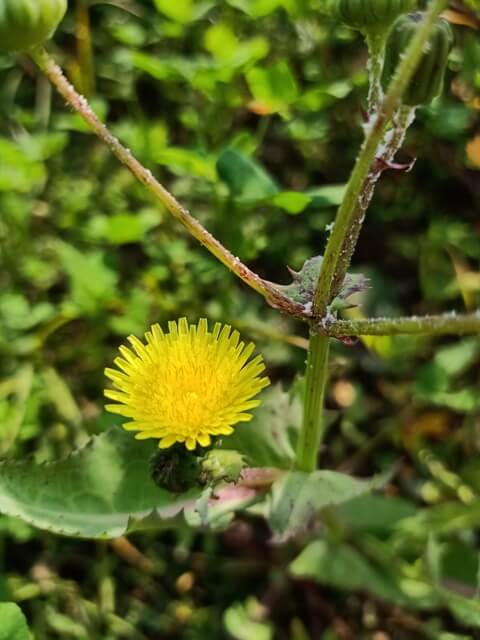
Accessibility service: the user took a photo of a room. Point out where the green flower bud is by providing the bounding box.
[200,450,246,485]
[382,12,454,106]
[0,0,67,53]
[330,0,416,32]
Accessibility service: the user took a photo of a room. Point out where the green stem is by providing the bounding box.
[317,312,480,337]
[313,0,448,317]
[29,47,299,316]
[296,334,330,472]
[329,104,415,300]
[365,31,386,114]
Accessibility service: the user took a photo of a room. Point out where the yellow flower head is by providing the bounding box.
[105,318,270,451]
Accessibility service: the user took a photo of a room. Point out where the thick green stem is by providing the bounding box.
[365,31,386,114]
[296,334,330,472]
[317,312,480,337]
[29,48,300,316]
[313,0,448,317]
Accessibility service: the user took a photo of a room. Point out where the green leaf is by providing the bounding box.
[0,603,32,640]
[204,23,240,61]
[268,470,384,539]
[427,388,479,412]
[104,214,145,245]
[0,294,54,331]
[434,338,480,377]
[153,0,215,23]
[246,60,299,114]
[57,242,118,315]
[339,494,417,533]
[224,598,273,640]
[227,0,285,16]
[0,365,34,456]
[415,338,480,410]
[271,192,312,214]
[0,427,209,538]
[220,384,301,469]
[153,147,217,181]
[444,592,480,628]
[398,501,480,540]
[290,541,409,605]
[0,138,45,193]
[42,367,82,426]
[216,148,278,202]
[306,184,346,208]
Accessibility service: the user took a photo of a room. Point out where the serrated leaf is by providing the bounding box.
[268,255,369,311]
[267,470,385,540]
[219,384,301,469]
[0,603,32,640]
[0,427,210,538]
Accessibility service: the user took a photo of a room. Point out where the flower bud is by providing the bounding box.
[330,0,416,32]
[0,0,67,53]
[382,12,454,106]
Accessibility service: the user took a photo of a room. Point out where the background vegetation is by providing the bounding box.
[0,0,479,637]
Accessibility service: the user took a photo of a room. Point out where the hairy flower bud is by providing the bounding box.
[382,12,454,105]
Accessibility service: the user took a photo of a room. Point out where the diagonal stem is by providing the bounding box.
[29,47,300,316]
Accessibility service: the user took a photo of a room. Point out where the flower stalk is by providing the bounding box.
[365,31,386,114]
[29,47,300,316]
[295,333,330,472]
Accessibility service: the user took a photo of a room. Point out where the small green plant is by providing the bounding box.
[1,0,479,634]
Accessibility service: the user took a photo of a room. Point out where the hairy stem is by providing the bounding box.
[313,0,448,317]
[296,334,330,472]
[329,105,415,300]
[316,312,480,337]
[30,47,299,315]
[365,31,386,114]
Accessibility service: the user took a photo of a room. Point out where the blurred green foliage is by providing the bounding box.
[0,0,479,637]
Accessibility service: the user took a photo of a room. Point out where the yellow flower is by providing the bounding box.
[104,318,270,451]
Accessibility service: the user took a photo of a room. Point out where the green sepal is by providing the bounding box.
[200,449,247,485]
[268,255,369,314]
